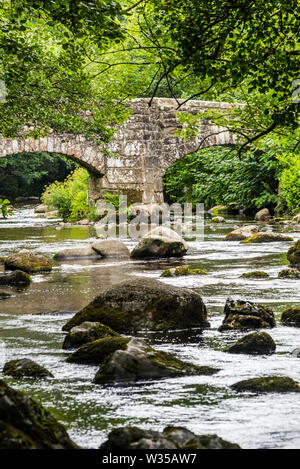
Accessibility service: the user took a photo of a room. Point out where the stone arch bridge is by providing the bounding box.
[0,98,237,204]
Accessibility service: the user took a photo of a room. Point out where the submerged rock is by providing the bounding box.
[62,321,120,349]
[131,226,187,259]
[4,250,52,273]
[224,225,259,241]
[0,380,77,448]
[287,239,300,266]
[0,292,11,300]
[218,298,276,332]
[255,208,270,221]
[91,240,130,258]
[281,306,300,327]
[53,246,99,260]
[241,233,293,243]
[62,278,209,333]
[225,332,276,355]
[160,266,207,277]
[231,376,300,393]
[240,271,269,279]
[76,338,219,384]
[0,270,31,286]
[100,425,241,450]
[278,268,300,279]
[3,359,53,379]
[209,216,225,223]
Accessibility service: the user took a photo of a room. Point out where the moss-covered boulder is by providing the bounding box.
[209,216,225,223]
[53,246,99,260]
[0,270,31,286]
[3,359,53,379]
[0,380,77,449]
[281,306,300,327]
[255,208,270,221]
[218,298,276,332]
[278,268,300,279]
[91,240,130,258]
[67,336,130,364]
[4,250,52,273]
[287,239,300,266]
[208,205,228,216]
[240,271,269,279]
[62,321,120,349]
[131,226,187,259]
[160,266,207,277]
[100,425,241,450]
[62,278,209,333]
[224,225,259,241]
[231,376,300,393]
[92,338,219,384]
[241,233,293,243]
[225,332,276,355]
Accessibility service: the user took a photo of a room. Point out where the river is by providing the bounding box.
[0,205,299,449]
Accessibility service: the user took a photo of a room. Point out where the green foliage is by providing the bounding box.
[163,147,280,212]
[0,152,76,199]
[277,153,300,214]
[41,167,94,221]
[0,198,13,218]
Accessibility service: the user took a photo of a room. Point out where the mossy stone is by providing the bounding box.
[93,338,219,384]
[281,306,300,327]
[66,336,130,364]
[160,266,207,278]
[0,380,78,449]
[4,250,52,273]
[62,321,120,349]
[219,298,276,332]
[231,376,300,393]
[0,270,31,286]
[287,239,300,266]
[225,332,276,355]
[241,233,293,243]
[278,268,300,279]
[240,271,269,279]
[3,359,53,379]
[62,278,210,333]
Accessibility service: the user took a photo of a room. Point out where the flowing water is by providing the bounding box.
[0,206,299,449]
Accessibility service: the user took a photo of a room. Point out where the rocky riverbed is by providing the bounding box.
[0,205,299,449]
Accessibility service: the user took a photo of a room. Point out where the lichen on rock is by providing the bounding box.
[4,250,52,273]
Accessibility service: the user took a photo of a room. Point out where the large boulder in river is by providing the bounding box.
[67,337,219,383]
[231,376,300,393]
[53,246,99,260]
[225,332,276,355]
[281,306,300,327]
[255,208,270,221]
[287,239,300,266]
[34,204,48,214]
[91,240,130,258]
[4,250,52,273]
[62,278,209,333]
[62,321,120,349]
[131,226,187,259]
[100,425,241,450]
[224,225,259,241]
[0,379,77,449]
[218,298,276,332]
[241,232,293,243]
[3,359,53,379]
[0,270,31,286]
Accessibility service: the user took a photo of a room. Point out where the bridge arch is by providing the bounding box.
[0,98,238,205]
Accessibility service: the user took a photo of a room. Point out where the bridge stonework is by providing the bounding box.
[0,98,237,204]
